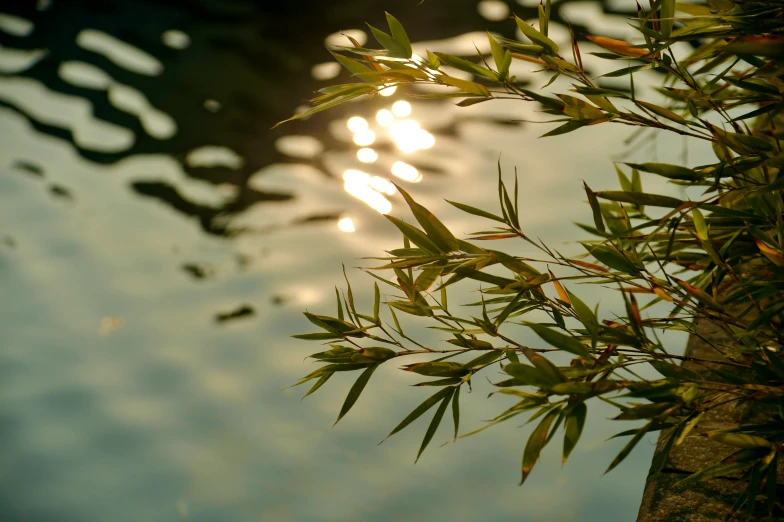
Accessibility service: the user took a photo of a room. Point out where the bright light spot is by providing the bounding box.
[325,29,367,50]
[337,216,356,233]
[275,135,324,159]
[353,129,376,146]
[357,148,378,163]
[390,120,421,153]
[379,85,397,96]
[376,109,394,127]
[389,120,435,153]
[477,0,510,21]
[347,116,368,133]
[391,100,412,117]
[204,99,221,112]
[418,130,436,149]
[162,30,190,50]
[311,62,341,80]
[391,161,422,183]
[342,170,392,214]
[370,176,397,195]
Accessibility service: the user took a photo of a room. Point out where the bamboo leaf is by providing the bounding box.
[606,421,652,473]
[584,182,606,233]
[447,200,506,223]
[515,15,559,54]
[565,289,599,335]
[385,12,412,58]
[692,208,708,241]
[452,385,461,441]
[439,75,491,96]
[395,184,459,252]
[434,52,498,80]
[303,371,334,398]
[521,408,560,484]
[417,388,455,462]
[563,403,587,464]
[488,32,511,80]
[660,0,676,39]
[367,24,407,58]
[384,387,454,440]
[596,191,683,208]
[335,363,380,425]
[526,323,591,358]
[624,162,702,181]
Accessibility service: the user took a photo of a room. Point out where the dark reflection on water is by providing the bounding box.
[1,0,634,236]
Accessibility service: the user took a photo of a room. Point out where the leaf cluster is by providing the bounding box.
[283,1,784,516]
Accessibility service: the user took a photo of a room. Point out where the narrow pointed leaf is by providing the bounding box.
[563,403,587,463]
[335,363,380,425]
[417,388,455,462]
[385,387,453,440]
[521,408,560,484]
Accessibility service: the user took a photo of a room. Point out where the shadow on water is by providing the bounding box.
[0,0,634,239]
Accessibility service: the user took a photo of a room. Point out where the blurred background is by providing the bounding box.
[0,1,708,521]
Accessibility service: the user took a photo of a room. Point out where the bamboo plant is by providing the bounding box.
[281,0,784,515]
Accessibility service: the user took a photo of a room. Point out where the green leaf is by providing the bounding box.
[526,323,591,358]
[606,421,652,473]
[596,191,684,208]
[649,360,701,381]
[504,362,559,388]
[452,385,461,441]
[331,52,373,77]
[515,15,559,54]
[563,403,587,464]
[637,100,685,123]
[584,182,605,234]
[303,370,334,398]
[586,244,639,274]
[367,24,407,58]
[274,86,376,127]
[292,332,342,341]
[426,50,440,69]
[373,283,380,323]
[335,287,345,321]
[615,164,632,191]
[624,162,702,181]
[463,350,503,369]
[724,77,779,95]
[660,0,676,39]
[692,208,708,240]
[706,432,772,449]
[600,64,657,78]
[385,215,442,254]
[415,264,444,292]
[488,32,512,80]
[403,361,467,377]
[447,200,505,223]
[384,387,454,440]
[433,52,498,80]
[395,184,459,252]
[417,388,455,462]
[565,289,599,335]
[335,363,380,425]
[439,75,492,96]
[521,407,560,484]
[385,13,412,58]
[614,402,675,420]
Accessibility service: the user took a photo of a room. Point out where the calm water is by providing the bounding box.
[0,1,711,521]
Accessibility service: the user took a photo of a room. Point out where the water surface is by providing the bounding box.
[0,1,710,521]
